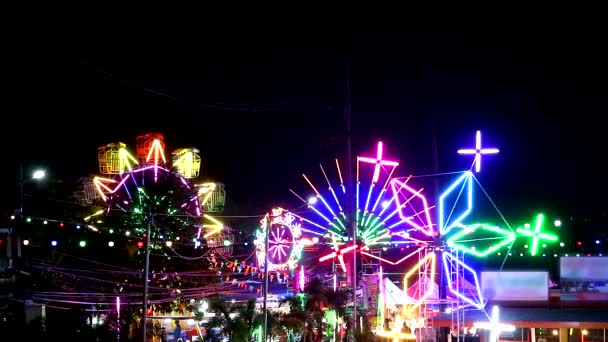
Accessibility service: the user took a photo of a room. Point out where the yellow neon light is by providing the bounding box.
[84,209,104,222]
[172,148,201,179]
[202,214,224,238]
[118,147,138,174]
[196,182,217,205]
[403,252,436,314]
[93,176,117,201]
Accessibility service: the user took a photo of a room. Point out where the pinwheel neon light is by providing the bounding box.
[319,233,358,272]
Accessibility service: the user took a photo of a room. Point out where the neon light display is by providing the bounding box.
[86,133,221,243]
[438,171,473,236]
[299,265,305,291]
[447,223,515,257]
[358,141,399,183]
[516,213,558,256]
[442,251,485,309]
[172,148,201,179]
[403,252,436,314]
[293,141,428,270]
[254,207,304,271]
[473,305,515,342]
[319,233,358,272]
[390,177,435,236]
[457,130,499,173]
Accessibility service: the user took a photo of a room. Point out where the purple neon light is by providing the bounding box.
[299,265,305,291]
[457,130,499,173]
[268,225,292,264]
[390,178,434,236]
[441,251,484,309]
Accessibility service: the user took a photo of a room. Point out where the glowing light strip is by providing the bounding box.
[447,223,515,257]
[333,274,337,291]
[366,165,395,226]
[378,175,410,217]
[320,164,344,213]
[145,139,167,182]
[319,234,357,272]
[196,182,217,205]
[303,174,343,230]
[457,130,500,173]
[93,176,117,201]
[362,231,391,248]
[335,159,346,194]
[439,171,473,236]
[363,183,375,221]
[516,213,558,256]
[299,265,305,291]
[403,252,436,314]
[360,246,424,266]
[202,214,224,238]
[118,148,138,174]
[390,178,434,236]
[442,251,484,309]
[473,305,515,342]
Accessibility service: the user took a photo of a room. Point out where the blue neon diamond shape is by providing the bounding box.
[438,171,473,236]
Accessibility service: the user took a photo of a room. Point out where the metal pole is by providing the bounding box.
[19,162,24,216]
[344,62,358,336]
[263,214,271,341]
[142,216,152,342]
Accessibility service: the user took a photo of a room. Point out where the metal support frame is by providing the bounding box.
[448,247,466,342]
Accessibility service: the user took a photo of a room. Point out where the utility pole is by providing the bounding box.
[19,162,24,216]
[263,214,271,341]
[432,101,449,342]
[142,216,152,342]
[344,63,358,336]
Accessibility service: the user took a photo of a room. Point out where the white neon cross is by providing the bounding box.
[473,305,515,342]
[358,141,399,183]
[457,130,499,173]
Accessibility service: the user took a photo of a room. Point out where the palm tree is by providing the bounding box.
[205,297,278,341]
[279,277,349,342]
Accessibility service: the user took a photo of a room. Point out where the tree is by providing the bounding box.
[279,277,349,342]
[205,297,277,342]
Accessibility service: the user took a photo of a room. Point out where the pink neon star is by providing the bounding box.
[358,141,399,183]
[457,130,499,173]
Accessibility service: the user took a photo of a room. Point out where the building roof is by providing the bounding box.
[430,307,608,328]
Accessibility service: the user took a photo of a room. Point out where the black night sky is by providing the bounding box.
[4,14,607,229]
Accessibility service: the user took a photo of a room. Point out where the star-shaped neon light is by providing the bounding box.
[516,213,558,256]
[457,130,499,173]
[358,141,399,183]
